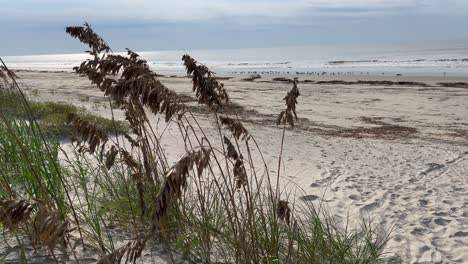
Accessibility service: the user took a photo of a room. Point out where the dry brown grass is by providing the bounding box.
[219,116,250,140]
[97,240,146,264]
[67,24,184,123]
[277,200,291,226]
[0,199,36,230]
[32,207,72,250]
[182,54,229,108]
[0,199,74,261]
[151,148,211,231]
[67,113,109,154]
[66,22,111,54]
[277,78,300,127]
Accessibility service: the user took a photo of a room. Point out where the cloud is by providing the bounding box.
[1,0,467,56]
[3,0,467,25]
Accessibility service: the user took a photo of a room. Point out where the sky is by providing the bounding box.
[1,0,468,56]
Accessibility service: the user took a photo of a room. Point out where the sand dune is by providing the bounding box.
[14,71,468,263]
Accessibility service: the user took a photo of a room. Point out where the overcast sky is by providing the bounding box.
[1,0,468,56]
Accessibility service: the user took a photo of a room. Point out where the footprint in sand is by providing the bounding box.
[434,218,451,226]
[411,227,431,236]
[419,199,429,206]
[310,182,321,187]
[431,251,443,264]
[420,163,445,176]
[450,231,468,237]
[418,245,431,254]
[421,218,432,227]
[300,195,320,201]
[442,200,454,205]
[360,200,381,213]
[432,212,448,217]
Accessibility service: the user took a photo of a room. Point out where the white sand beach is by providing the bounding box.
[11,70,468,263]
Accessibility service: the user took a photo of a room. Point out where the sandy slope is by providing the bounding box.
[12,71,468,263]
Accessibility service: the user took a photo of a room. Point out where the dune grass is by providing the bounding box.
[0,24,397,263]
[0,89,129,137]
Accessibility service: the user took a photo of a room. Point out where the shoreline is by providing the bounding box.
[10,68,468,83]
[8,68,468,79]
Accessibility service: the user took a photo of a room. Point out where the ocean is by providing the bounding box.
[3,40,468,77]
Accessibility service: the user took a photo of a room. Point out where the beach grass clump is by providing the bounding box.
[29,100,81,119]
[0,115,65,206]
[295,204,393,263]
[0,24,395,263]
[0,89,129,137]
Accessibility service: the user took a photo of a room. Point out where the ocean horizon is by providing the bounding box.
[3,39,468,77]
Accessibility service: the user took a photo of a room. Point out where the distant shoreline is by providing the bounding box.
[3,39,468,77]
[8,68,468,78]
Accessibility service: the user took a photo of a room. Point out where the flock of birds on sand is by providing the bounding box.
[227,71,449,77]
[229,71,397,76]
